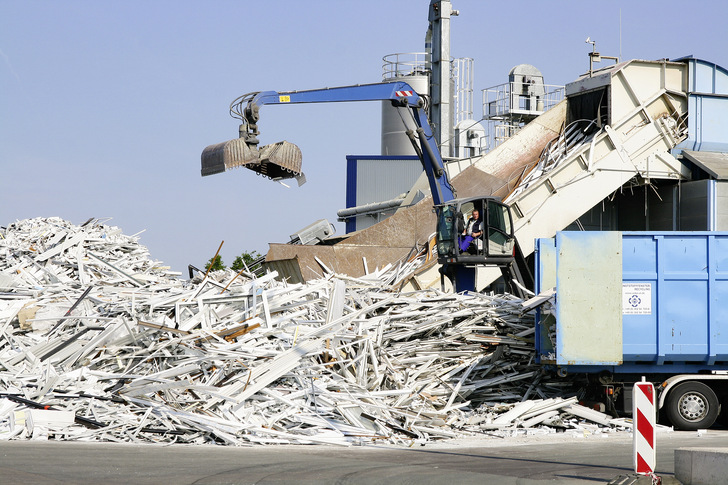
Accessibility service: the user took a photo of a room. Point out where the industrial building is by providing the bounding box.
[262,24,728,294]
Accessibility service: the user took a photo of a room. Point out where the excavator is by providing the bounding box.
[200,81,529,294]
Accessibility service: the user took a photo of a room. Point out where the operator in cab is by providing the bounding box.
[459,209,483,254]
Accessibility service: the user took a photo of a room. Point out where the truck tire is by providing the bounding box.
[665,381,720,430]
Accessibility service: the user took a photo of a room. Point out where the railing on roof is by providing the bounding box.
[482,82,565,120]
[382,53,430,80]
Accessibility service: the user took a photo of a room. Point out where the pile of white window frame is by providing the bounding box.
[0,217,631,446]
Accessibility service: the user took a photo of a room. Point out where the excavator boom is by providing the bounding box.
[199,81,521,293]
[199,82,454,204]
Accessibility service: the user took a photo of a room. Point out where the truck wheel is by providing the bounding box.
[665,381,720,430]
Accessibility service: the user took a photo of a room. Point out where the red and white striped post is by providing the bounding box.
[633,379,656,475]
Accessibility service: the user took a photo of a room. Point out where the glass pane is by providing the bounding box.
[488,228,511,255]
[500,204,512,234]
[436,205,456,257]
[487,201,514,256]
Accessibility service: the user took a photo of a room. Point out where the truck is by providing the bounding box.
[534,230,728,430]
[200,81,529,293]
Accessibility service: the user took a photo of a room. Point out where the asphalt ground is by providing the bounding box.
[2,429,727,484]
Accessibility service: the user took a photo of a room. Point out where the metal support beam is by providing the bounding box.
[428,0,456,158]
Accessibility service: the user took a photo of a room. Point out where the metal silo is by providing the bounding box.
[381,53,430,156]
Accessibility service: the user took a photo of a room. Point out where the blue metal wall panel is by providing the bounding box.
[690,96,728,152]
[535,237,557,294]
[534,237,557,363]
[621,233,728,365]
[622,235,658,361]
[537,231,728,372]
[345,156,358,234]
[711,236,728,363]
[675,57,728,152]
[661,279,708,360]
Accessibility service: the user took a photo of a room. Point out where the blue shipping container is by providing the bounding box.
[535,231,728,373]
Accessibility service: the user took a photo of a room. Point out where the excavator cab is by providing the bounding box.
[436,196,515,266]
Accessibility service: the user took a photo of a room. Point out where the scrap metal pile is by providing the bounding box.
[0,217,627,445]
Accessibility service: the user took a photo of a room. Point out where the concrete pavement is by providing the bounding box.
[2,430,727,484]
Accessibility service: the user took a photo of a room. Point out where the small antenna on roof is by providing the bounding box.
[619,9,623,61]
[585,37,618,77]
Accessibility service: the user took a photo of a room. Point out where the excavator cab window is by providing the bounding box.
[486,200,515,257]
[436,205,457,257]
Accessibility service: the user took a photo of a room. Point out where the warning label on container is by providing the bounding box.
[623,283,652,315]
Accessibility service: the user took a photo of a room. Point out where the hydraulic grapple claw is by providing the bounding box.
[201,138,303,180]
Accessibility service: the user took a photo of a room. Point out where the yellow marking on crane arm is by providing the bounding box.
[279,95,291,103]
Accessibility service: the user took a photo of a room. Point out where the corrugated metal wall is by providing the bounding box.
[345,156,422,232]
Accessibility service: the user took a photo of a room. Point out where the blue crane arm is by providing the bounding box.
[242,82,455,204]
[251,82,424,106]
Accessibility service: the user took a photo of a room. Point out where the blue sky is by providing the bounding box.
[2,0,727,274]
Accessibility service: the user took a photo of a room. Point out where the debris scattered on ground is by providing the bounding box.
[0,217,631,446]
